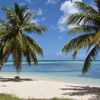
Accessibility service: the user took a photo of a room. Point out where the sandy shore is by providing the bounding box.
[0,75,99,100]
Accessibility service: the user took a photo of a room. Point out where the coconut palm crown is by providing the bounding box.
[62,0,100,73]
[0,3,46,72]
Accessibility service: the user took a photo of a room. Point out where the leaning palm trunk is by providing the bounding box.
[62,0,100,73]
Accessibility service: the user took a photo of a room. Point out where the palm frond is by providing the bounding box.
[24,23,46,34]
[67,13,100,25]
[75,2,97,14]
[62,33,95,54]
[2,7,20,24]
[30,49,38,64]
[68,25,98,34]
[23,46,31,65]
[2,40,12,55]
[95,0,100,12]
[0,25,7,35]
[83,45,100,73]
[92,31,100,45]
[12,40,22,72]
[0,40,12,69]
[26,35,43,56]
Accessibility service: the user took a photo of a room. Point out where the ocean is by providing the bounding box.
[0,60,100,87]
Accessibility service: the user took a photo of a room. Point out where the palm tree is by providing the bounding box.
[0,3,46,72]
[62,0,100,73]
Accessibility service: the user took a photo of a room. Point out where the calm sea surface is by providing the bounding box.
[0,61,100,87]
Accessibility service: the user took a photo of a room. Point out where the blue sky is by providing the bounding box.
[0,0,99,60]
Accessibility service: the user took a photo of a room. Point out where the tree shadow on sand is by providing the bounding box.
[61,85,100,100]
[0,76,33,82]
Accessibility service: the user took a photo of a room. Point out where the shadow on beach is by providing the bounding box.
[0,77,33,82]
[61,85,100,100]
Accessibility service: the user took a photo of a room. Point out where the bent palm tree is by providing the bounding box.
[0,3,46,72]
[62,0,100,73]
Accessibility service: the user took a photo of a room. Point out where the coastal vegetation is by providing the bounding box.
[0,3,46,72]
[0,94,22,100]
[0,94,73,100]
[62,0,100,73]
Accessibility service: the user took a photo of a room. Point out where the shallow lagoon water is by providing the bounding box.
[0,61,100,87]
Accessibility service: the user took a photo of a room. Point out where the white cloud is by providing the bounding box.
[46,0,58,5]
[37,9,43,16]
[57,0,82,32]
[30,9,43,24]
[30,19,39,24]
[67,24,77,30]
[73,0,82,2]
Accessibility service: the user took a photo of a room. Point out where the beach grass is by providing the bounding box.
[29,98,74,100]
[0,94,74,100]
[0,94,22,100]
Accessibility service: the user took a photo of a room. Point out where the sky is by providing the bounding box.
[0,0,99,60]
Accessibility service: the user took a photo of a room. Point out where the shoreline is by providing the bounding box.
[0,73,99,100]
[0,72,100,88]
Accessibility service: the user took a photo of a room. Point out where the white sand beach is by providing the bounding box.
[0,74,99,100]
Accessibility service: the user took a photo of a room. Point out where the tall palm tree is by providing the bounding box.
[0,3,46,72]
[62,0,100,73]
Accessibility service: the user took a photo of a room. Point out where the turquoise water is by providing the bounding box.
[0,61,100,87]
